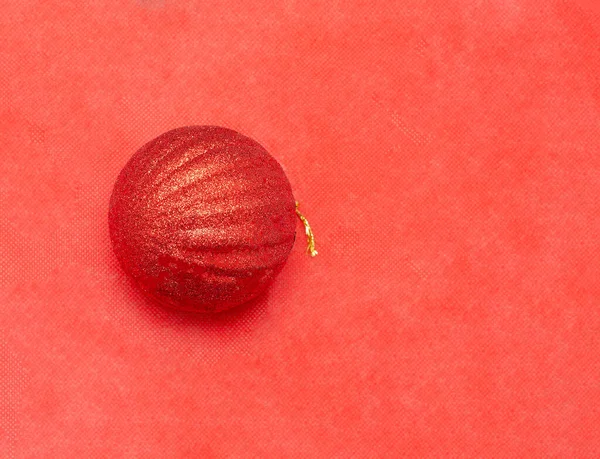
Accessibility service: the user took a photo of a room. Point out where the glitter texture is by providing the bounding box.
[109,126,297,313]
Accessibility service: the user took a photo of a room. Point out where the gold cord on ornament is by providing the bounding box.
[295,202,318,257]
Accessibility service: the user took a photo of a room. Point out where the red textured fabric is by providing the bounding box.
[1,1,600,457]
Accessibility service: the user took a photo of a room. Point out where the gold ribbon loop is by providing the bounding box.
[295,202,318,257]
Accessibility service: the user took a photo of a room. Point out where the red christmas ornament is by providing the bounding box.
[109,126,314,313]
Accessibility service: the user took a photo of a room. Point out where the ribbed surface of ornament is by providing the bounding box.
[109,126,296,313]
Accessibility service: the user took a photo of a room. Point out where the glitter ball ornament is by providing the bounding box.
[109,126,315,313]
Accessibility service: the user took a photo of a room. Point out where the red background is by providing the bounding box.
[2,0,600,457]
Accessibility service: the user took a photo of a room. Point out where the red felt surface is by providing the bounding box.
[1,0,600,457]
